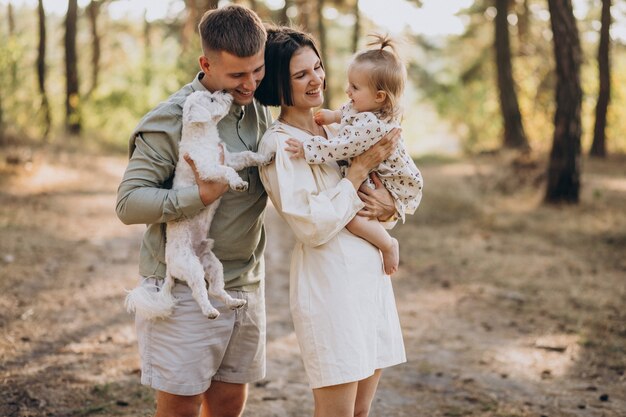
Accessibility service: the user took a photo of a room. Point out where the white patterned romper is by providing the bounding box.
[302,102,423,221]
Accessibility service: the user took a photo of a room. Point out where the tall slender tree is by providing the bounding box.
[545,0,582,203]
[182,0,219,53]
[86,0,101,97]
[143,9,152,85]
[8,1,17,86]
[65,0,81,134]
[352,0,360,53]
[278,0,293,25]
[590,0,611,157]
[317,0,331,107]
[495,0,529,149]
[295,0,312,32]
[37,0,51,139]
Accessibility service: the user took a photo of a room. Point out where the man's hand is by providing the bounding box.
[184,145,229,206]
[357,173,397,220]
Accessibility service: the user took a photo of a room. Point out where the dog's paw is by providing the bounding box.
[262,152,276,165]
[227,298,247,310]
[204,307,220,320]
[232,181,249,192]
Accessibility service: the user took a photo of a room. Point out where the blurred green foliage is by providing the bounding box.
[0,1,624,155]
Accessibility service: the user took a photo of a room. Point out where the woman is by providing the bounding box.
[255,27,406,417]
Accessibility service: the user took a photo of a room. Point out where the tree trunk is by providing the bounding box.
[182,0,218,53]
[37,0,51,139]
[143,9,152,85]
[278,0,292,25]
[352,0,360,53]
[590,0,611,157]
[295,0,312,32]
[182,0,200,54]
[65,0,81,134]
[86,0,101,97]
[8,1,17,86]
[516,0,530,47]
[545,0,582,204]
[495,0,529,150]
[317,0,331,107]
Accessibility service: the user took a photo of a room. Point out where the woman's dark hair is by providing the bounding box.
[254,26,324,107]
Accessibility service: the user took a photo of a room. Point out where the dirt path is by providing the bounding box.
[0,148,624,417]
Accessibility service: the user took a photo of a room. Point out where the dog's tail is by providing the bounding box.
[125,277,176,320]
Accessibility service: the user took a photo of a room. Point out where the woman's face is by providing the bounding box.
[287,46,325,109]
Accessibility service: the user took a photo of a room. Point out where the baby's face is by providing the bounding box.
[346,67,381,113]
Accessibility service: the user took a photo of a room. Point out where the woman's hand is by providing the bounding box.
[345,128,400,188]
[184,146,229,206]
[357,173,397,221]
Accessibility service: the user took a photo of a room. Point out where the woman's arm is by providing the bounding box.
[259,131,365,247]
[346,128,400,220]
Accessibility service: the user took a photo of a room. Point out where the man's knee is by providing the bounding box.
[202,381,247,417]
[155,391,202,417]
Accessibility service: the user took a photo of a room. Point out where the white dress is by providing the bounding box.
[259,121,406,389]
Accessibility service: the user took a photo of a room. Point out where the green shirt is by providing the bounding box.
[116,73,272,291]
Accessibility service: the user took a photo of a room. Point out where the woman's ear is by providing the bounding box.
[375,90,387,104]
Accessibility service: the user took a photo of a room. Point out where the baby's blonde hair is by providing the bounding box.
[350,34,406,120]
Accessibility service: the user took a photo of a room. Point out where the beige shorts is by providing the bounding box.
[135,277,266,396]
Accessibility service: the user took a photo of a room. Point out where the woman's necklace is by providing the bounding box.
[278,116,324,137]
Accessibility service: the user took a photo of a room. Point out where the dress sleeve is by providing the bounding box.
[301,111,389,164]
[259,130,364,247]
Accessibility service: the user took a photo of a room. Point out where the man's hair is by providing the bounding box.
[254,26,324,107]
[350,34,406,120]
[198,5,266,57]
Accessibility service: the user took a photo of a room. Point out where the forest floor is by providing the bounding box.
[0,143,624,417]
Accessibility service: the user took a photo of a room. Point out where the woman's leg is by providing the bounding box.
[312,381,358,417]
[312,370,383,417]
[354,370,382,417]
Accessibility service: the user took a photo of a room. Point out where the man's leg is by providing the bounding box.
[155,391,203,417]
[200,381,248,417]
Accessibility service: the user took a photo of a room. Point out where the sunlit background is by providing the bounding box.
[1,0,625,154]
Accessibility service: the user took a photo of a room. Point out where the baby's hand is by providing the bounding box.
[285,138,305,159]
[314,109,336,126]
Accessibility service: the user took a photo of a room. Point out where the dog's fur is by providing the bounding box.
[125,90,274,320]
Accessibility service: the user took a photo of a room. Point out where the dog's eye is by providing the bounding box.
[210,98,215,102]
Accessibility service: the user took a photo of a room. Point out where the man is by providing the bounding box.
[116,5,398,417]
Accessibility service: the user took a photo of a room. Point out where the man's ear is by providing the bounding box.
[375,90,387,104]
[199,55,210,74]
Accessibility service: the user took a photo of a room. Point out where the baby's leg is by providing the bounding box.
[346,216,399,275]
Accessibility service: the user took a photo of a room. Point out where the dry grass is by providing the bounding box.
[0,145,624,416]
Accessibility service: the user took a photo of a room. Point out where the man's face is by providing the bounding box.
[199,49,265,106]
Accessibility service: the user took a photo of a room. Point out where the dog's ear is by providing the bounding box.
[185,101,212,124]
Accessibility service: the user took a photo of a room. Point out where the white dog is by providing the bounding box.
[126,90,274,320]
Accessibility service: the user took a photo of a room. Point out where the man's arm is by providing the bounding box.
[115,132,226,225]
